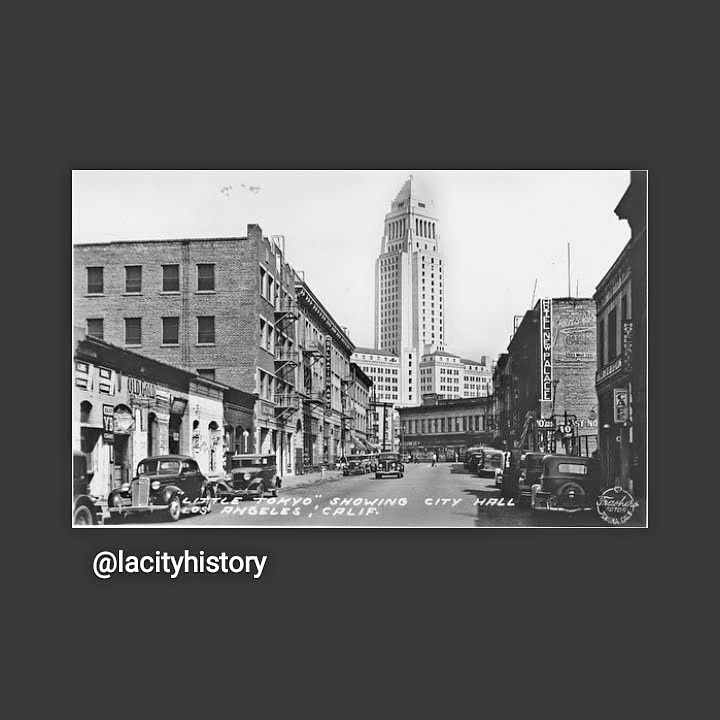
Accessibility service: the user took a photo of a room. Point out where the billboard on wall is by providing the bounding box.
[540,299,552,401]
[553,301,596,363]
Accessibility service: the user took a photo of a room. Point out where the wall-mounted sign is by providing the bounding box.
[324,335,332,411]
[127,376,156,399]
[540,299,553,401]
[102,404,114,443]
[613,388,629,424]
[622,321,634,370]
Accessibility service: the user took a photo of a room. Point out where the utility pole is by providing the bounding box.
[567,242,571,297]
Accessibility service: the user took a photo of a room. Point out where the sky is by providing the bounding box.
[72,170,632,364]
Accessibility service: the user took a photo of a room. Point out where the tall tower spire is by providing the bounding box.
[374,174,445,405]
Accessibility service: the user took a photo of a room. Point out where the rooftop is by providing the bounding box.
[352,347,399,359]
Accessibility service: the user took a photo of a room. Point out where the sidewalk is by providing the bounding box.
[280,468,345,492]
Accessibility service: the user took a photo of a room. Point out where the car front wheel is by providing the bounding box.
[74,504,94,525]
[167,495,182,522]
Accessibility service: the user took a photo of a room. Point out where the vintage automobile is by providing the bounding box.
[73,451,103,525]
[475,447,506,487]
[107,455,214,522]
[464,446,484,469]
[467,451,485,475]
[516,452,548,504]
[216,454,282,500]
[343,455,368,476]
[530,455,600,513]
[375,452,405,479]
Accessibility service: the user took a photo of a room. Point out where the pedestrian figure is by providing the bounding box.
[431,452,437,467]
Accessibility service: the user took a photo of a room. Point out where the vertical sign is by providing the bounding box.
[613,388,629,423]
[324,335,332,411]
[102,404,114,443]
[622,321,633,370]
[540,298,553,401]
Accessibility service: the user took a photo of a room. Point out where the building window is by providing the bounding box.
[608,308,618,360]
[87,267,103,294]
[125,318,141,346]
[598,318,605,366]
[621,295,628,322]
[162,264,179,292]
[162,316,179,345]
[125,266,142,293]
[197,316,215,345]
[197,369,216,381]
[197,264,215,291]
[87,318,103,340]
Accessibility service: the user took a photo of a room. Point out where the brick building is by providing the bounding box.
[398,395,494,460]
[506,298,598,455]
[74,225,300,474]
[294,276,355,469]
[345,363,373,454]
[594,170,647,495]
[73,327,253,500]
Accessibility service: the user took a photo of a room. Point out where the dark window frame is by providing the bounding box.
[162,316,180,346]
[86,318,104,340]
[197,263,215,292]
[87,267,104,295]
[125,265,142,293]
[125,317,142,346]
[197,316,216,345]
[162,264,180,292]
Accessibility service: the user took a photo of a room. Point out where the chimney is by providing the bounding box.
[247,224,263,246]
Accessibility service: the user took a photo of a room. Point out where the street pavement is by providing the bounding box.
[117,462,646,528]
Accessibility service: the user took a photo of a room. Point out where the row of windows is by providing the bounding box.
[86,316,215,346]
[86,264,214,295]
[403,416,487,434]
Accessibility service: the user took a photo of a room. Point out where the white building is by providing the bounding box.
[419,350,493,400]
[350,347,400,451]
[375,175,445,406]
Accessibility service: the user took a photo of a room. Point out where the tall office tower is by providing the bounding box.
[374,175,445,405]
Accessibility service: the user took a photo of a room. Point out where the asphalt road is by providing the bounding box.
[116,462,640,527]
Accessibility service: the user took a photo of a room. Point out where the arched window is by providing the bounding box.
[80,401,92,424]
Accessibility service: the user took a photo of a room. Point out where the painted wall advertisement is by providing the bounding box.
[540,298,552,401]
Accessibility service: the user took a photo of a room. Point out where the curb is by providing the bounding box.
[280,471,344,492]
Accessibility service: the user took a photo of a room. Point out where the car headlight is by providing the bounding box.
[151,480,161,490]
[244,473,252,481]
[121,483,130,492]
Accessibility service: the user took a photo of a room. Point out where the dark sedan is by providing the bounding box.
[216,454,281,500]
[375,452,404,479]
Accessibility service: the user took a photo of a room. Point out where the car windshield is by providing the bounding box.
[138,459,180,475]
[379,454,399,461]
[232,457,272,469]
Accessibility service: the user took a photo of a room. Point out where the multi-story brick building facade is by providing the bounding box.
[506,298,598,455]
[295,276,355,469]
[595,170,647,495]
[74,225,301,474]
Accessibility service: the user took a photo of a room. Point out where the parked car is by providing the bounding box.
[107,455,214,522]
[530,455,600,513]
[476,447,506,487]
[464,446,484,469]
[217,453,282,500]
[375,452,405,479]
[343,456,368,476]
[517,452,548,504]
[73,451,103,525]
[467,451,485,475]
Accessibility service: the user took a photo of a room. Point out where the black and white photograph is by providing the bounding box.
[72,169,648,528]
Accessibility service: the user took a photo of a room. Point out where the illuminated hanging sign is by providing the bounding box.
[540,298,553,401]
